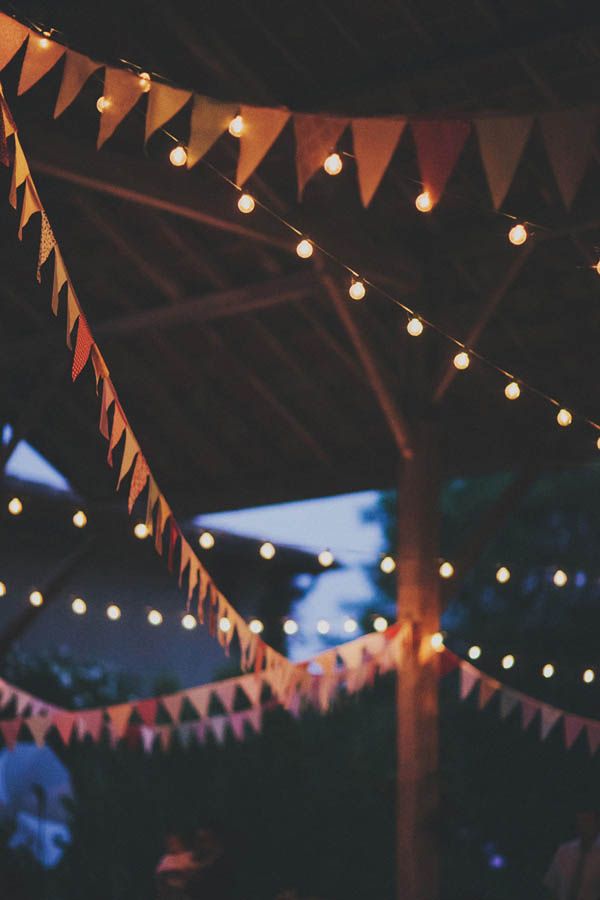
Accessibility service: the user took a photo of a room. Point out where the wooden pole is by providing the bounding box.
[396,420,441,900]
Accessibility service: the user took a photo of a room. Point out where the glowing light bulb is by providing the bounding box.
[453,351,470,371]
[169,145,187,167]
[553,569,568,587]
[8,497,22,516]
[430,632,445,652]
[228,115,244,137]
[415,191,433,213]
[249,618,264,634]
[505,381,521,400]
[468,645,482,661]
[237,193,255,214]
[219,617,231,633]
[343,618,358,634]
[407,317,424,337]
[72,510,87,528]
[348,280,366,301]
[318,549,334,568]
[296,239,314,259]
[182,613,197,630]
[96,96,111,113]
[317,619,330,635]
[134,523,149,539]
[542,663,555,679]
[38,36,50,49]
[596,260,600,276]
[107,604,121,621]
[138,72,151,92]
[597,436,600,451]
[508,223,528,245]
[29,590,43,607]
[380,555,396,574]
[439,561,454,579]
[501,653,515,670]
[199,531,215,550]
[71,597,87,615]
[584,668,595,684]
[148,609,163,626]
[496,566,511,584]
[556,408,572,427]
[259,541,276,560]
[0,582,6,597]
[373,616,388,633]
[283,619,298,635]
[324,152,343,175]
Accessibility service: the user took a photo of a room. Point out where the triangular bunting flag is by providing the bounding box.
[162,693,184,723]
[459,662,481,700]
[72,315,93,381]
[540,108,598,209]
[77,709,104,742]
[65,285,80,349]
[208,715,228,744]
[0,14,28,71]
[51,248,67,315]
[18,33,65,95]
[18,178,41,239]
[587,722,600,756]
[540,704,562,741]
[294,113,348,197]
[14,690,31,716]
[214,680,238,714]
[521,697,538,731]
[116,428,139,490]
[136,698,158,727]
[239,674,263,707]
[54,712,75,746]
[99,378,115,439]
[145,82,191,142]
[145,477,160,531]
[475,115,533,209]
[229,711,245,741]
[412,119,471,206]
[37,210,56,281]
[187,95,237,168]
[245,706,262,735]
[0,719,21,750]
[26,715,51,747]
[564,715,585,750]
[352,117,406,206]
[499,688,520,720]
[236,105,290,186]
[107,703,132,740]
[97,68,144,149]
[55,50,102,118]
[140,725,156,753]
[9,136,29,209]
[478,676,500,709]
[158,725,171,751]
[186,686,211,719]
[128,453,149,513]
[107,404,126,466]
[338,641,363,671]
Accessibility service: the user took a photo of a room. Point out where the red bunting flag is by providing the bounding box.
[72,315,93,381]
[136,698,158,726]
[564,715,585,750]
[0,718,21,750]
[412,119,471,206]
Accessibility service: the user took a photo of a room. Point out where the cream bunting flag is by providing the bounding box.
[540,108,598,209]
[540,704,562,741]
[18,33,65,95]
[459,662,481,700]
[97,68,144,148]
[116,427,139,490]
[236,105,290,186]
[55,50,102,118]
[187,95,237,168]
[352,117,406,206]
[145,82,191,142]
[9,136,29,209]
[294,113,348,197]
[475,115,533,209]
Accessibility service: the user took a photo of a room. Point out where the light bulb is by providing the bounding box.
[72,510,87,528]
[495,566,510,584]
[316,619,330,635]
[228,115,244,137]
[249,618,264,635]
[508,223,528,245]
[439,561,454,579]
[596,260,600,276]
[542,663,555,679]
[318,549,334,568]
[8,497,22,515]
[597,436,600,451]
[296,239,314,259]
[343,618,358,634]
[505,381,521,400]
[134,523,149,539]
[556,408,572,427]
[453,351,470,371]
[373,616,388,633]
[259,541,276,560]
[324,152,343,175]
[107,604,121,621]
[468,645,482,660]
[237,193,255,214]
[348,280,366,301]
[96,96,111,113]
[29,590,43,607]
[380,555,396,574]
[0,582,6,597]
[71,597,87,615]
[430,631,445,652]
[148,609,163,626]
[553,569,568,587]
[415,191,433,212]
[169,145,187,167]
[501,653,515,670]
[219,617,231,633]
[583,668,595,684]
[283,619,298,635]
[407,317,424,337]
[182,613,197,630]
[38,36,50,49]
[199,531,215,549]
[138,72,151,92]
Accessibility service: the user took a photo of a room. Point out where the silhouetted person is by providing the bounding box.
[156,832,198,900]
[545,808,600,900]
[186,825,232,900]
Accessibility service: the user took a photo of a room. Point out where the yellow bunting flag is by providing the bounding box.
[352,117,406,207]
[145,82,191,142]
[9,136,29,209]
[107,404,126,466]
[17,178,41,239]
[18,33,65,95]
[54,50,102,118]
[51,248,68,315]
[116,428,139,490]
[236,105,290,186]
[97,67,144,149]
[187,95,237,168]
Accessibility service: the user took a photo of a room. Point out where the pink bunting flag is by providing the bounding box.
[540,705,562,741]
[294,113,348,197]
[229,711,246,741]
[587,722,600,756]
[521,697,538,731]
[459,662,481,700]
[186,686,211,719]
[245,706,262,735]
[140,725,156,753]
[214,680,238,714]
[478,676,500,709]
[0,718,21,750]
[54,712,75,746]
[208,715,228,745]
[18,33,65,95]
[352,117,406,206]
[54,50,102,118]
[77,709,104,742]
[412,119,471,206]
[240,675,263,708]
[236,105,290,186]
[564,715,585,750]
[97,67,144,149]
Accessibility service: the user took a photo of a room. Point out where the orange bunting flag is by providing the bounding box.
[162,693,184,723]
[178,539,192,587]
[186,685,211,719]
[475,115,533,209]
[154,495,170,554]
[54,712,75,746]
[128,453,149,513]
[187,95,237,168]
[116,428,139,490]
[0,14,28,71]
[294,113,348,197]
[352,117,406,206]
[412,119,471,206]
[91,346,109,390]
[9,137,29,209]
[145,477,160,530]
[65,285,80,349]
[145,82,191,142]
[77,709,104,741]
[18,33,65,95]
[97,68,144,149]
[240,674,262,708]
[236,105,290,186]
[55,50,102,118]
[477,676,500,710]
[214,679,237,714]
[108,703,132,739]
[26,715,51,747]
[107,404,126,466]
[72,315,93,380]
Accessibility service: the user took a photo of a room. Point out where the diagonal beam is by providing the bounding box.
[319,266,414,460]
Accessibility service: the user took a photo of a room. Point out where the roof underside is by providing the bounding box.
[1,0,600,514]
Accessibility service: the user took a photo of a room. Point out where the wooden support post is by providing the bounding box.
[396,420,441,900]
